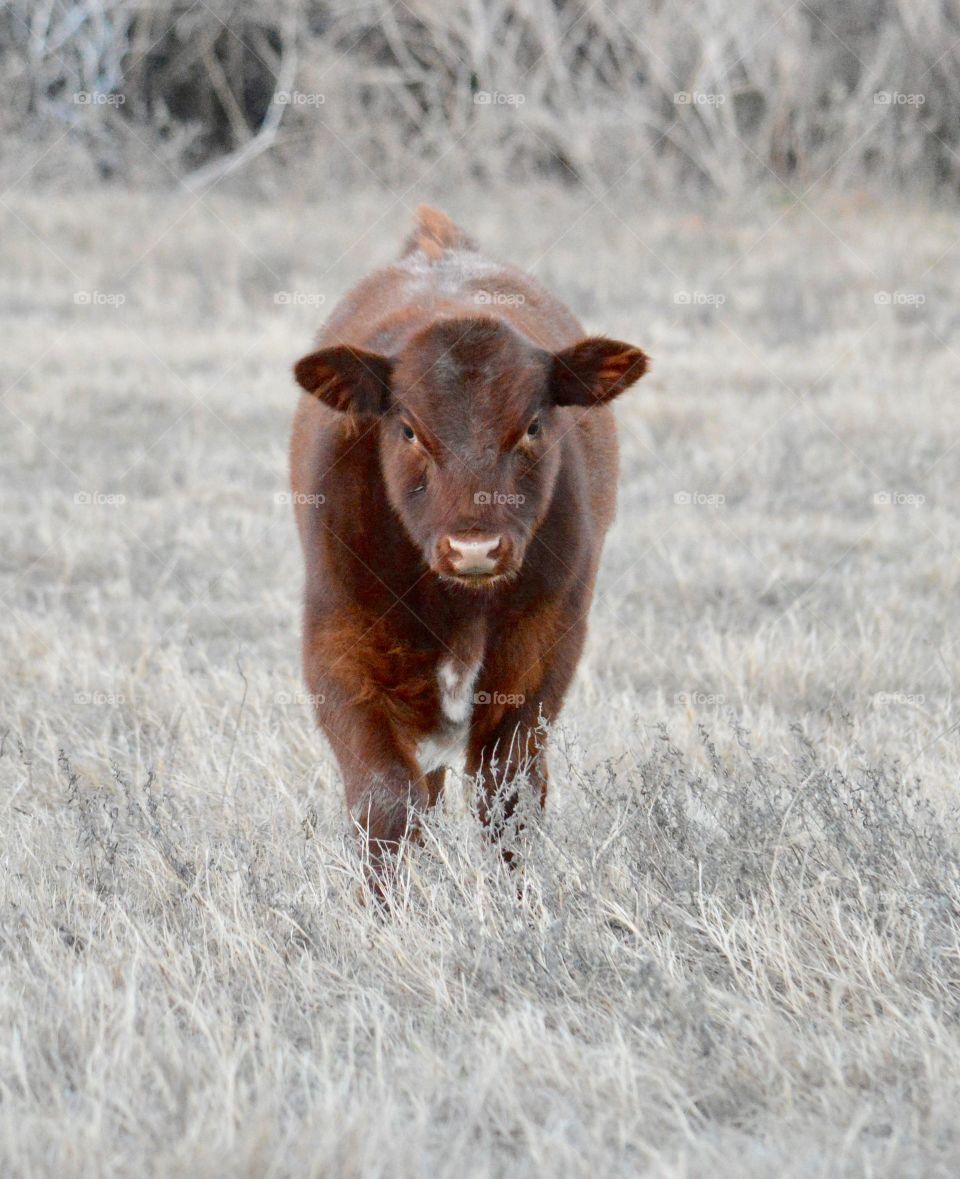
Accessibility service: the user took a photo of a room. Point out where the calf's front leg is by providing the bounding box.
[317,698,428,859]
[467,617,586,856]
[466,703,549,855]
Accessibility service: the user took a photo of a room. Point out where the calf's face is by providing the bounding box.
[295,317,647,588]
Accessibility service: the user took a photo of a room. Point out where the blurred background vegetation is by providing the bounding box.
[2,0,958,197]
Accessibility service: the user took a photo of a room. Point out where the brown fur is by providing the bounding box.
[289,206,649,875]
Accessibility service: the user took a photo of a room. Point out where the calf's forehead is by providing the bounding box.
[393,325,547,434]
[394,318,537,390]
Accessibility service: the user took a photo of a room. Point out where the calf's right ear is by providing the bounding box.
[294,345,394,416]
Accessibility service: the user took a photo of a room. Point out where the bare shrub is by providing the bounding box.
[2,0,959,193]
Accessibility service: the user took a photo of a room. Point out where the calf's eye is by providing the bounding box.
[402,423,417,442]
[526,417,541,438]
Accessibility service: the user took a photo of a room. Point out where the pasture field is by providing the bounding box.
[2,184,960,1177]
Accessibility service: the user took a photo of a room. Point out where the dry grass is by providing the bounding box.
[2,183,960,1177]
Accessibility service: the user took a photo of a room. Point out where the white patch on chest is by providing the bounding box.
[438,656,479,723]
[416,656,481,773]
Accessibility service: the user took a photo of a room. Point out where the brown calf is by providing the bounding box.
[290,206,648,869]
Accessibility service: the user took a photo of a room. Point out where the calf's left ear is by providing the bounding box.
[550,337,649,407]
[294,345,393,415]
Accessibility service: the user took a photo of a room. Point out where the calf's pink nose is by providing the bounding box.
[447,535,501,574]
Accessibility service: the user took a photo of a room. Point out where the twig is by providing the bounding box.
[182,14,299,192]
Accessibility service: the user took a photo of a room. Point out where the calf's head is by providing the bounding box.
[295,318,648,588]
